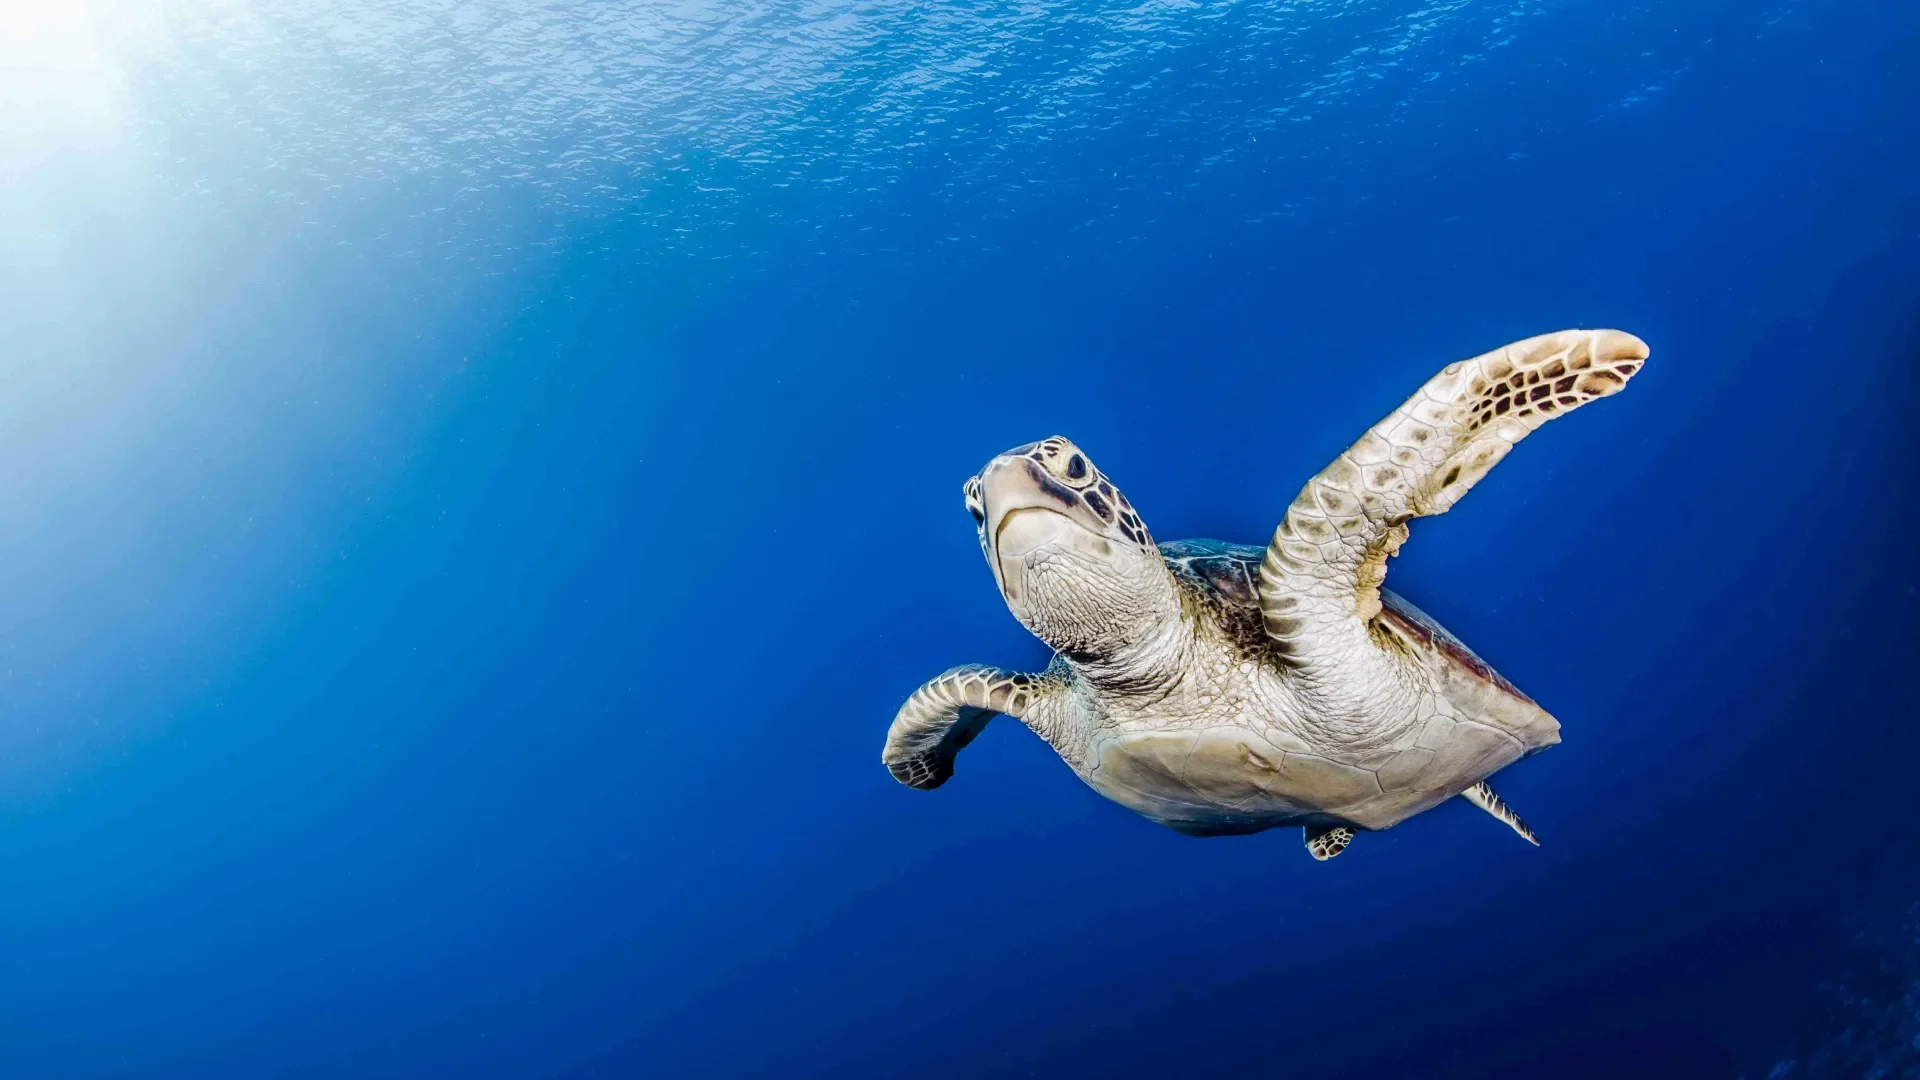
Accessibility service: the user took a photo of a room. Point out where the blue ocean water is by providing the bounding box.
[2,0,1917,1076]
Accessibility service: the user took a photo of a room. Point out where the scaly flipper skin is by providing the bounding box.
[1257,329,1648,665]
[1304,825,1355,861]
[882,665,1065,790]
[1462,781,1540,846]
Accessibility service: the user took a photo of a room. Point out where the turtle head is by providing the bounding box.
[966,437,1180,664]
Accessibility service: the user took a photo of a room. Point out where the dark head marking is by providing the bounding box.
[1024,458,1084,509]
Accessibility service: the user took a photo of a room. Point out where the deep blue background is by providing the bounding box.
[2,0,1917,1076]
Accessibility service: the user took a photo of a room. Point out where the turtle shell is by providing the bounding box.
[1085,539,1562,832]
[1158,538,1554,737]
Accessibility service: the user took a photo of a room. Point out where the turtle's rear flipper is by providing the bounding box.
[1304,825,1354,861]
[1462,781,1540,846]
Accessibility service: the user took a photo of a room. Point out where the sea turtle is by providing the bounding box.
[881,328,1648,859]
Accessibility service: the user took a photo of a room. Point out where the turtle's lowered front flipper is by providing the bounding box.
[1461,782,1539,846]
[881,665,1067,790]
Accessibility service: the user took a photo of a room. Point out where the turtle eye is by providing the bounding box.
[968,504,985,526]
[1065,454,1087,481]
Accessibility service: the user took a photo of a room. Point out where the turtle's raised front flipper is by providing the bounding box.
[1462,781,1540,846]
[1304,824,1355,861]
[1256,330,1647,664]
[882,664,1066,790]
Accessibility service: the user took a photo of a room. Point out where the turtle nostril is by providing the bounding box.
[1066,454,1087,480]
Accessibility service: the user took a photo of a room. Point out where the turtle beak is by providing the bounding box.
[977,454,1113,602]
